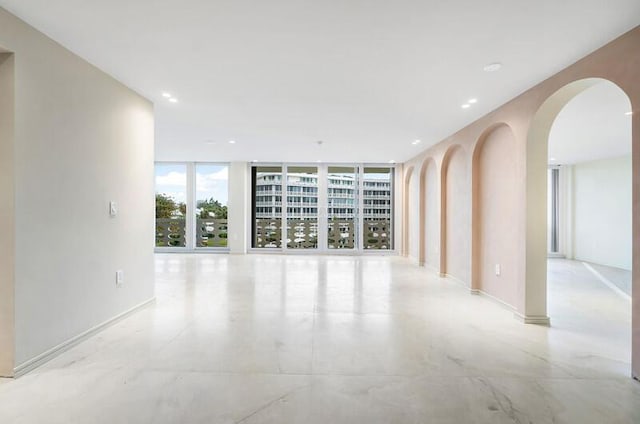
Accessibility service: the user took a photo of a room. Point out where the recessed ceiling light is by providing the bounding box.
[468,98,478,104]
[625,111,633,116]
[483,62,502,72]
[412,139,422,145]
[461,104,470,109]
[169,98,178,103]
[228,140,236,144]
[162,92,172,98]
[549,157,556,161]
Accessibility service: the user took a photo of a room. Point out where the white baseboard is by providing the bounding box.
[422,262,439,273]
[469,288,516,312]
[13,297,156,378]
[513,312,551,326]
[441,273,469,289]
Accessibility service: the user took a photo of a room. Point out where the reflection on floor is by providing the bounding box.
[586,261,632,296]
[0,254,637,423]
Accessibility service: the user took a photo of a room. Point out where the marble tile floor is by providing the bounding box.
[587,261,632,297]
[0,255,637,423]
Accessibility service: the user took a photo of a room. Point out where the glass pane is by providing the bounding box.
[327,166,358,249]
[195,164,229,248]
[155,164,187,247]
[253,166,283,248]
[286,166,318,249]
[363,167,393,250]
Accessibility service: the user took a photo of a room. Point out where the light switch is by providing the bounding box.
[116,270,124,287]
[109,201,118,217]
[495,264,501,276]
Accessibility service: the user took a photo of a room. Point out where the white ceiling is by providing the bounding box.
[549,80,632,165]
[0,1,638,163]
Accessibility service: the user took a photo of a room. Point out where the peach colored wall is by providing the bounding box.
[443,146,470,285]
[402,166,414,256]
[473,125,518,306]
[402,26,640,379]
[408,171,420,261]
[423,159,439,269]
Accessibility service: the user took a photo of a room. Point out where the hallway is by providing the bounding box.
[0,254,637,423]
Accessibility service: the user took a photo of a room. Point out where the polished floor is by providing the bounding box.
[0,255,637,423]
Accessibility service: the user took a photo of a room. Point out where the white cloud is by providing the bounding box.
[156,171,187,204]
[196,168,229,204]
[155,167,229,206]
[155,171,187,186]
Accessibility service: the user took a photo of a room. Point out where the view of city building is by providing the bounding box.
[252,166,393,250]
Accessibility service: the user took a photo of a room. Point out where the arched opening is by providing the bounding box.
[471,124,518,306]
[526,77,634,376]
[0,52,15,377]
[402,166,414,257]
[440,145,470,285]
[419,157,437,269]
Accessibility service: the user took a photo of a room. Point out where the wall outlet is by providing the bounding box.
[495,264,501,276]
[116,270,124,287]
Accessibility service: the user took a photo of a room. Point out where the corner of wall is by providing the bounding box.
[0,52,15,376]
[228,162,248,253]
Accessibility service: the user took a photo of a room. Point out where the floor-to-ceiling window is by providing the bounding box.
[362,167,394,250]
[327,166,358,249]
[286,166,318,249]
[195,164,229,248]
[252,166,283,248]
[155,162,229,251]
[548,166,560,255]
[251,164,394,253]
[155,163,187,248]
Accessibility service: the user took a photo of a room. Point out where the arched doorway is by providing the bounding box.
[525,77,635,376]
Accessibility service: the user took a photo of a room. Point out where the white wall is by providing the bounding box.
[228,162,247,253]
[572,155,632,270]
[0,8,155,371]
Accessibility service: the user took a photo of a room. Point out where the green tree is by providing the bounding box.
[156,193,178,218]
[197,197,227,219]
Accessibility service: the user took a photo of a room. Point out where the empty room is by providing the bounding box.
[0,1,639,423]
